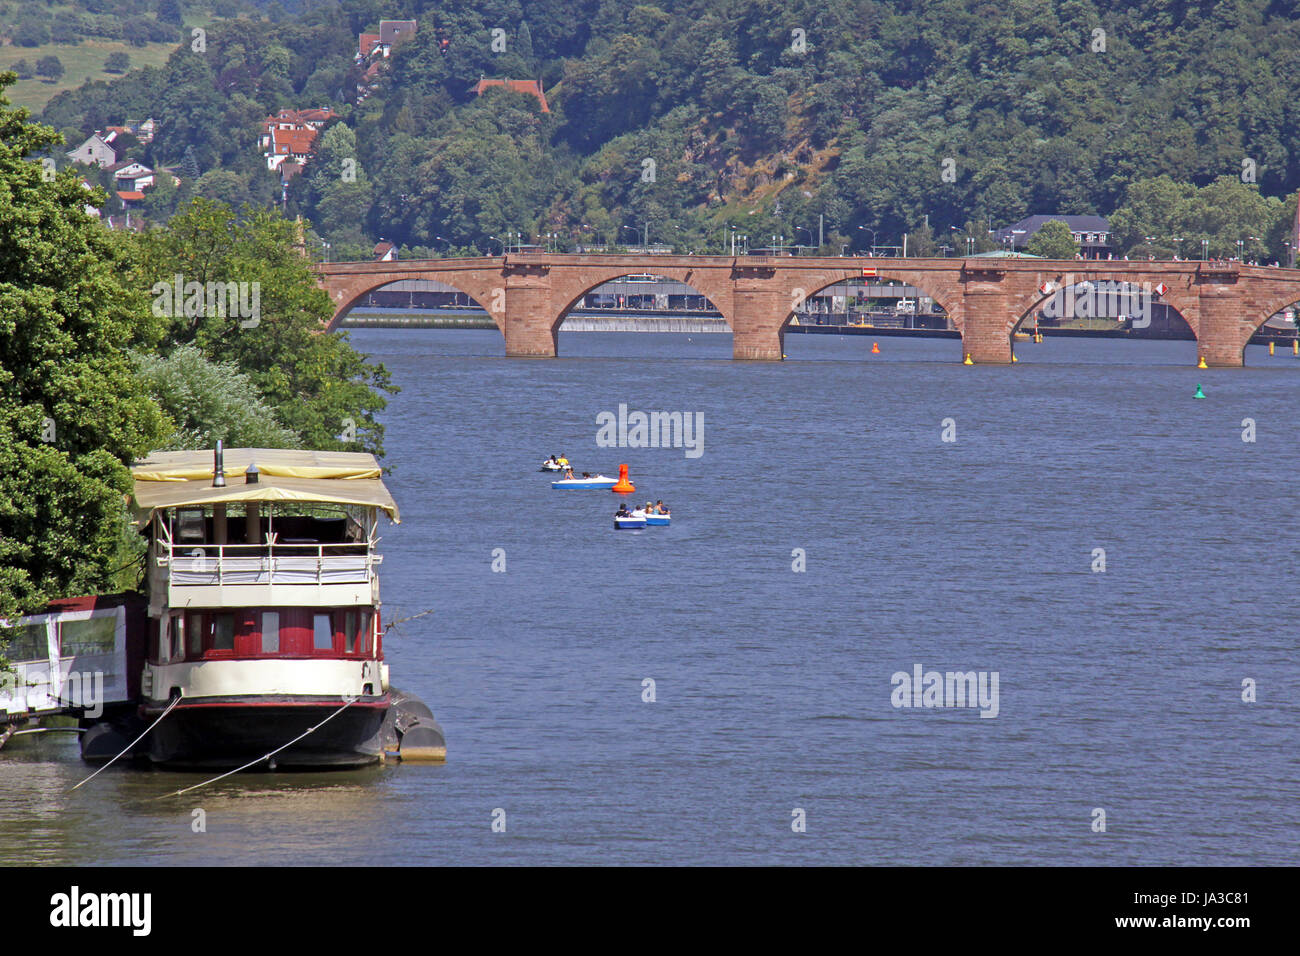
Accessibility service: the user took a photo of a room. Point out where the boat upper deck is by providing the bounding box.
[132,448,397,613]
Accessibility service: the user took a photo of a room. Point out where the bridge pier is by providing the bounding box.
[960,290,1014,365]
[731,289,788,360]
[501,284,558,357]
[1196,286,1246,367]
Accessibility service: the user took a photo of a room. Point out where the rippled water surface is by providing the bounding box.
[3,330,1298,865]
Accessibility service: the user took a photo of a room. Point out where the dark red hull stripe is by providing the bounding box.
[143,695,389,713]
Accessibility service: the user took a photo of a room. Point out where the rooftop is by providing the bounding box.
[130,448,398,523]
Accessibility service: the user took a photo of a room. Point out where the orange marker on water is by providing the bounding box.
[612,463,635,494]
[871,342,880,354]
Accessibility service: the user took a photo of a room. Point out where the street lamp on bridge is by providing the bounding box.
[795,226,814,255]
[858,225,877,256]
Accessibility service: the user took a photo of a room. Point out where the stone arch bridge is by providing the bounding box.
[313,254,1300,366]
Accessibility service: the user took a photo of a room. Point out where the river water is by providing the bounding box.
[3,330,1298,865]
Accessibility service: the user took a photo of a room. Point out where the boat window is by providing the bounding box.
[261,611,280,654]
[313,614,334,651]
[2,622,49,663]
[343,609,357,653]
[169,616,183,661]
[358,610,373,654]
[175,508,206,544]
[185,612,203,657]
[212,613,235,651]
[59,617,116,657]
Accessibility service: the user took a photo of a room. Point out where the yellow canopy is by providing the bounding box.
[130,448,399,523]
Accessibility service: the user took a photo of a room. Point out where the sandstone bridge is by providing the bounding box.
[313,254,1300,366]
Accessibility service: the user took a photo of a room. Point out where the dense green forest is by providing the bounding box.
[32,0,1300,261]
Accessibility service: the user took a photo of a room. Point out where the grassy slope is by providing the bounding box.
[1,2,217,116]
[0,39,177,114]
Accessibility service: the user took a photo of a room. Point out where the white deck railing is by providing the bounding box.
[156,541,381,588]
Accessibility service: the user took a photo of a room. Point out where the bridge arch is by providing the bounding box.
[317,259,507,335]
[782,269,964,332]
[1010,278,1198,342]
[324,275,500,335]
[1237,287,1300,364]
[549,267,735,334]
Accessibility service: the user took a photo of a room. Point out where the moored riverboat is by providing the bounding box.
[1,444,444,770]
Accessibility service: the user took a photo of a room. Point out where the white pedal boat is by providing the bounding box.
[552,475,617,489]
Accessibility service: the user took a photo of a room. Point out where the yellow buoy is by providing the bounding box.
[1269,341,1275,355]
[1012,354,1019,363]
[1197,356,1208,369]
[963,353,974,365]
[1294,340,1299,355]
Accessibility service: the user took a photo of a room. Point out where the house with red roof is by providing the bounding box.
[471,78,550,112]
[259,107,337,170]
[265,126,320,170]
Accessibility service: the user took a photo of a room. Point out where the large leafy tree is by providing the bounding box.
[131,199,396,456]
[1027,220,1080,259]
[134,344,302,451]
[0,74,169,625]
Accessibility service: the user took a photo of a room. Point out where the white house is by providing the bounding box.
[66,134,117,169]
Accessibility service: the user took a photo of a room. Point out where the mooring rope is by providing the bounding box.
[153,696,359,800]
[386,607,434,629]
[69,693,184,792]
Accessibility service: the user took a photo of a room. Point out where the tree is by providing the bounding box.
[104,52,131,74]
[142,170,180,220]
[0,74,169,626]
[123,18,153,47]
[14,21,49,47]
[195,169,251,207]
[51,17,82,45]
[131,199,396,455]
[157,0,184,27]
[35,56,65,83]
[11,60,32,79]
[180,145,201,182]
[134,345,301,450]
[1027,220,1080,259]
[907,221,936,257]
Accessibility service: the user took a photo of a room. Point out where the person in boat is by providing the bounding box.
[558,454,570,467]
[563,467,576,480]
[656,500,670,515]
[582,472,592,479]
[545,455,559,467]
[615,504,631,518]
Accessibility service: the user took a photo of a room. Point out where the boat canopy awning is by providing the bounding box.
[130,448,399,524]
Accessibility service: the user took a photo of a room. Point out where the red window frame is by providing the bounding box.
[162,608,380,662]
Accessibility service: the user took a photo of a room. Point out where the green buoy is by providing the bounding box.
[1193,383,1206,399]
